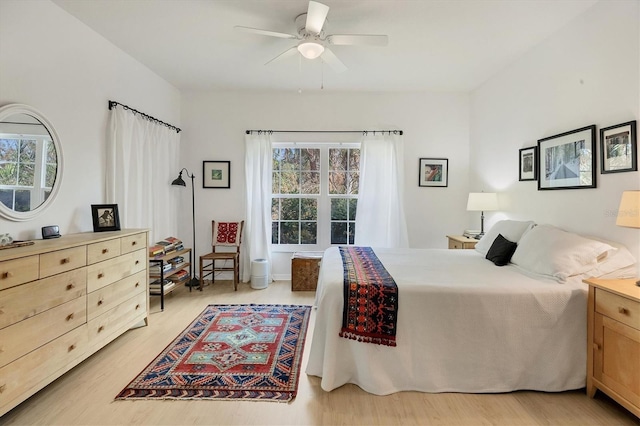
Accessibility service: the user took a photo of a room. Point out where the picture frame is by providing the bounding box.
[600,120,637,174]
[519,146,537,181]
[91,204,121,232]
[202,161,230,188]
[418,158,448,187]
[537,125,596,190]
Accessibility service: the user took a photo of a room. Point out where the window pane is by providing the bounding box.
[281,198,299,220]
[349,149,360,170]
[46,164,57,188]
[300,171,319,194]
[272,171,280,193]
[280,222,299,244]
[19,140,36,162]
[301,148,320,171]
[347,171,359,194]
[18,163,35,186]
[329,148,347,170]
[0,189,13,209]
[331,222,348,245]
[348,199,357,221]
[300,198,317,220]
[280,148,300,171]
[328,171,346,194]
[271,198,280,220]
[272,148,285,171]
[15,190,30,212]
[0,139,19,162]
[331,198,347,220]
[0,163,17,185]
[272,222,279,244]
[46,141,57,163]
[300,222,317,244]
[348,221,356,244]
[280,171,299,194]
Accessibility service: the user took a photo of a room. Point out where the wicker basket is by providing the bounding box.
[291,253,322,291]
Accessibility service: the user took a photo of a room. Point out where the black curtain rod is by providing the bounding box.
[245,129,403,136]
[108,100,181,133]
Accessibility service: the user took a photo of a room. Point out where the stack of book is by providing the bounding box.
[164,236,184,251]
[150,278,175,295]
[149,262,173,275]
[149,244,165,258]
[170,269,190,285]
[169,256,184,267]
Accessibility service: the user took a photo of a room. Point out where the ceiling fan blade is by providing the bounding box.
[264,46,299,65]
[306,1,330,34]
[235,26,297,39]
[327,34,389,46]
[321,48,347,73]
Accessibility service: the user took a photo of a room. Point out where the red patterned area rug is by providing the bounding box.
[116,304,311,402]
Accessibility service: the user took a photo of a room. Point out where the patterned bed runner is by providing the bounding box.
[339,246,398,347]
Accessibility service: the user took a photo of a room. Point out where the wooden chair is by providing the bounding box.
[199,221,244,291]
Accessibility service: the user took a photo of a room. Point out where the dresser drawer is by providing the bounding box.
[596,288,640,330]
[0,268,86,330]
[40,246,87,278]
[0,255,39,291]
[88,291,147,351]
[87,238,121,265]
[86,249,147,293]
[88,270,146,320]
[0,297,86,368]
[0,324,88,416]
[121,232,147,254]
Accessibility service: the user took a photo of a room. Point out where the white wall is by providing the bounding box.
[0,0,180,240]
[470,0,640,265]
[180,90,470,277]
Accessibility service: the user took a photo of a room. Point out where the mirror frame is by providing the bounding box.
[0,104,64,221]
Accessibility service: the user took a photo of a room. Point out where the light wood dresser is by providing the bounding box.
[446,235,478,250]
[0,229,149,417]
[584,277,640,418]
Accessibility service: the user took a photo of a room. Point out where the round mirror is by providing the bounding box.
[0,104,63,221]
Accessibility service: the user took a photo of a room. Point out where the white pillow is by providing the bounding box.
[474,220,535,256]
[511,225,616,282]
[580,236,637,279]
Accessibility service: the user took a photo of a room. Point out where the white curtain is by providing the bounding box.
[243,132,273,282]
[354,132,409,248]
[106,105,180,244]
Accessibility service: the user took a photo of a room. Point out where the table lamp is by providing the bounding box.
[616,190,640,286]
[467,192,498,239]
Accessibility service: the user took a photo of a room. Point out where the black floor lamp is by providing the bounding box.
[171,168,200,289]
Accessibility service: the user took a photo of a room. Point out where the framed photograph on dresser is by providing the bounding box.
[600,120,637,174]
[91,204,121,232]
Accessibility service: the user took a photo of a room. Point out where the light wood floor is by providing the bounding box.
[3,280,639,425]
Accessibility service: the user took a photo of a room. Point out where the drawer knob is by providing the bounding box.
[68,344,76,352]
[97,300,103,306]
[66,313,74,321]
[593,343,601,350]
[98,272,104,279]
[61,258,70,264]
[135,282,140,288]
[618,307,629,315]
[98,325,105,333]
[1,271,11,279]
[0,384,5,394]
[132,241,137,246]
[66,283,75,290]
[135,304,140,310]
[135,260,140,265]
[102,248,109,254]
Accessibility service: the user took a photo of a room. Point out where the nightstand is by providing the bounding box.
[446,235,478,250]
[583,277,640,418]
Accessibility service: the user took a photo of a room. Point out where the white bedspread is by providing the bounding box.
[305,247,587,395]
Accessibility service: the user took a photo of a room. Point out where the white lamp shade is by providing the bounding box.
[297,41,324,59]
[467,192,498,211]
[616,190,640,228]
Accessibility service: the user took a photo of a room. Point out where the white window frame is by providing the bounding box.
[271,142,360,253]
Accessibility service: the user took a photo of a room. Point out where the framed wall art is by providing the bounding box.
[91,204,121,232]
[537,125,596,190]
[203,161,230,188]
[600,120,637,174]
[419,158,448,187]
[518,146,537,181]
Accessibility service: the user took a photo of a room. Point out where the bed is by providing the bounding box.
[305,221,636,395]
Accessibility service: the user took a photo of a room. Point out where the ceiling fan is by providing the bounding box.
[235,1,388,73]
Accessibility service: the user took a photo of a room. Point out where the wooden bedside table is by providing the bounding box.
[583,277,640,418]
[446,235,478,250]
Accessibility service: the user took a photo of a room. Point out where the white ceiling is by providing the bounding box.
[52,0,598,93]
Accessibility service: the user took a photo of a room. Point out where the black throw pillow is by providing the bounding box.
[485,233,517,266]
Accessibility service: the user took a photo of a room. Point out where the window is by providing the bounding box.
[271,144,360,250]
[0,135,55,211]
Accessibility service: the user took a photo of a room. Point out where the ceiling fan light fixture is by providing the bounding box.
[297,41,324,59]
